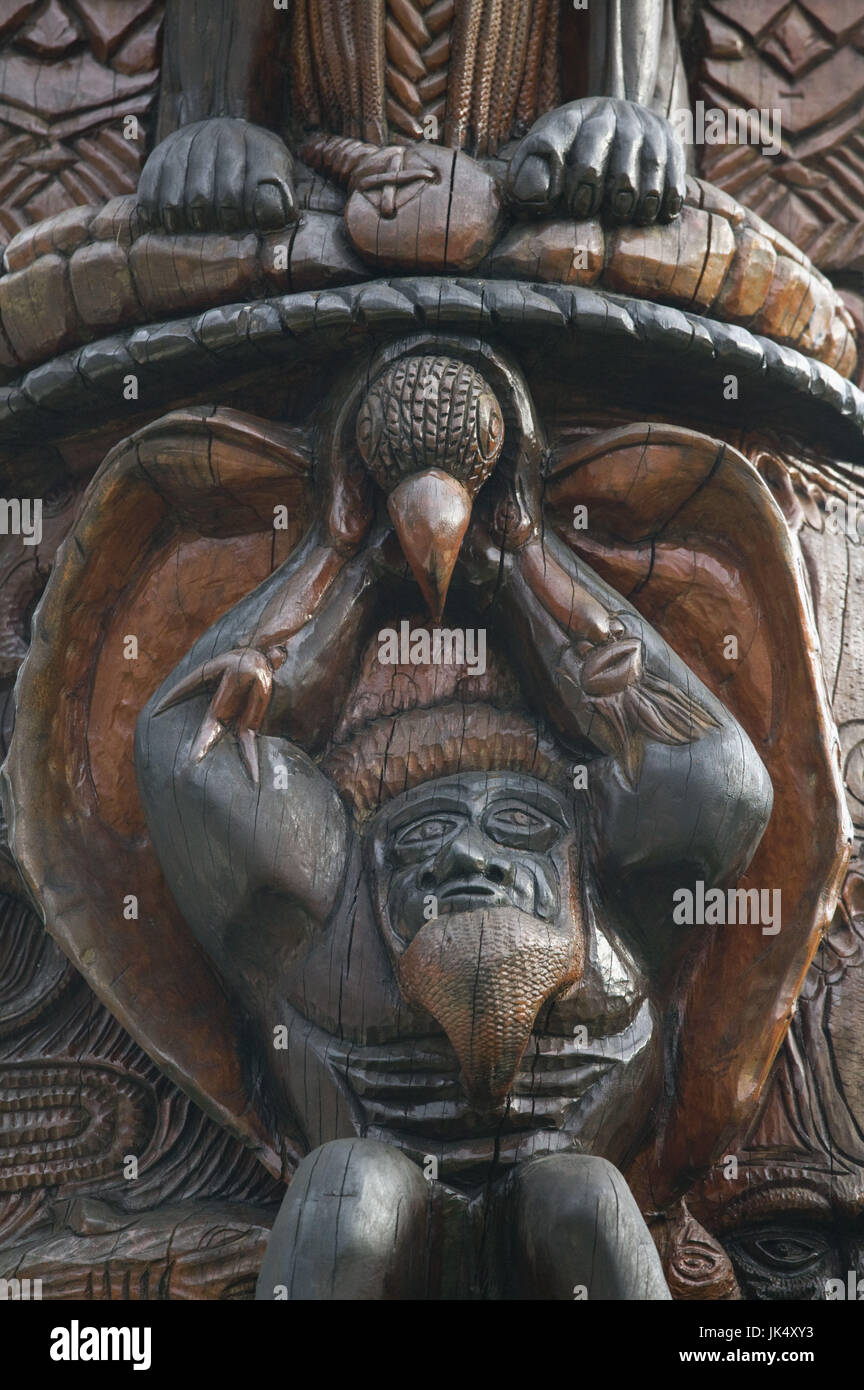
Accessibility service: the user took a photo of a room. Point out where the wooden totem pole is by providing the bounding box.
[0,0,862,1304]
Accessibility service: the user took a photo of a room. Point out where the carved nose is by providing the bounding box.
[433,828,514,887]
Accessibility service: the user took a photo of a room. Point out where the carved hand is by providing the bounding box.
[506,97,686,226]
[137,116,298,233]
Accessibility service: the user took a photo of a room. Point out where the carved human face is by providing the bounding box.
[354,769,660,1177]
[369,771,574,947]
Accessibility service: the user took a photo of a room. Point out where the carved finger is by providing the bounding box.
[507,119,577,208]
[510,151,560,208]
[237,728,260,785]
[508,99,611,211]
[603,102,643,224]
[246,138,297,230]
[184,124,218,232]
[660,120,687,222]
[634,109,667,226]
[213,122,246,233]
[238,662,273,729]
[152,658,227,715]
[564,103,618,220]
[157,131,191,235]
[207,655,271,724]
[252,181,291,230]
[208,669,246,724]
[136,142,167,227]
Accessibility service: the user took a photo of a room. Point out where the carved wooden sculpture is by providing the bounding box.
[0,0,862,1302]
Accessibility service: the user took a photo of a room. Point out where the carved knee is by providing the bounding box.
[510,1154,671,1301]
[255,1139,430,1301]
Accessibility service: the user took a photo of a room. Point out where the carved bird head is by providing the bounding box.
[356,355,504,619]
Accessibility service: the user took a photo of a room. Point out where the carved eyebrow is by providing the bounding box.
[712,1184,834,1229]
[484,790,568,823]
[385,793,472,833]
[379,777,570,834]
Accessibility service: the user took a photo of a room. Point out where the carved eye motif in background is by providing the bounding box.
[743,1231,828,1274]
[667,1236,732,1297]
[475,392,504,465]
[723,1223,837,1299]
[660,1210,741,1300]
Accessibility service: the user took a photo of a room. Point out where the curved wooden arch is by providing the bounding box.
[547,423,851,1198]
[3,407,313,1179]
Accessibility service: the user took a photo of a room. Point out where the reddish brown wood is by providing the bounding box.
[2,0,864,1306]
[548,425,850,1196]
[4,409,313,1178]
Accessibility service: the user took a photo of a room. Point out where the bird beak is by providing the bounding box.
[387,469,472,621]
[396,907,583,1112]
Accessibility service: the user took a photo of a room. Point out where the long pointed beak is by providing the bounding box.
[387,469,472,621]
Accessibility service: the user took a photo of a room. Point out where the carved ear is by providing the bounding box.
[547,423,851,1198]
[3,407,313,1179]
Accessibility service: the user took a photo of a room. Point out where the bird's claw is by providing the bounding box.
[153,647,273,783]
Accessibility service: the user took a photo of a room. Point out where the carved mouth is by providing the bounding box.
[348,1006,651,1108]
[438,880,505,911]
[337,1010,655,1149]
[348,1049,617,1129]
[283,1000,658,1184]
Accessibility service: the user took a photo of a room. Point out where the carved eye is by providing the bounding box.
[494,808,535,828]
[475,392,504,463]
[394,815,461,850]
[752,1235,823,1269]
[483,804,562,851]
[671,1242,724,1283]
[732,1227,830,1275]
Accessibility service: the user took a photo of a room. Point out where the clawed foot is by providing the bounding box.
[507,96,686,225]
[153,646,280,783]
